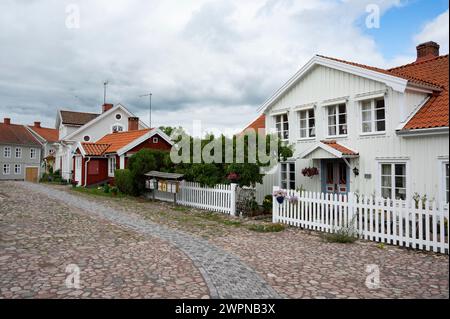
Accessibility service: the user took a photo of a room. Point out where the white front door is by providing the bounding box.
[75,156,82,185]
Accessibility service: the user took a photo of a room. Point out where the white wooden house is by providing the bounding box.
[54,103,148,180]
[255,41,449,204]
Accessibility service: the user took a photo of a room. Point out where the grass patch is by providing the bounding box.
[72,187,126,198]
[172,206,190,212]
[322,228,358,244]
[248,223,286,233]
[222,220,242,227]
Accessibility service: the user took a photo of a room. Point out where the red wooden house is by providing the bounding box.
[73,127,172,186]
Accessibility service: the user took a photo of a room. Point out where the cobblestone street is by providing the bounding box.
[0,181,448,299]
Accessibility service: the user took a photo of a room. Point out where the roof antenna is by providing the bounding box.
[139,92,152,128]
[103,80,109,104]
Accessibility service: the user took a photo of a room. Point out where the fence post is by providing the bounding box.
[230,183,237,216]
[347,192,355,223]
[273,186,279,223]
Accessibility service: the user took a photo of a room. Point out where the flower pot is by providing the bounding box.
[276,196,285,204]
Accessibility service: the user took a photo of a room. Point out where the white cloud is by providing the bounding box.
[414,9,449,54]
[0,0,418,133]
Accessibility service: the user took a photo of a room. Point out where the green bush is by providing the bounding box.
[262,195,272,212]
[248,223,286,233]
[115,169,135,195]
[110,186,119,196]
[103,184,110,193]
[128,149,157,195]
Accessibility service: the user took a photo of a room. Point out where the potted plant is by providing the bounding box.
[273,189,287,204]
[301,167,319,178]
[288,195,299,205]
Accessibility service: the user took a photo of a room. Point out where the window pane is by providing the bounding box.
[328,115,336,125]
[376,99,385,109]
[339,124,347,135]
[381,176,391,187]
[289,163,295,171]
[362,122,372,133]
[362,100,371,111]
[300,129,306,138]
[381,187,391,199]
[376,107,385,120]
[362,110,371,122]
[309,127,316,137]
[339,114,347,124]
[376,120,385,132]
[395,164,406,176]
[338,104,346,114]
[395,176,406,188]
[308,109,314,119]
[328,106,336,116]
[328,126,336,136]
[381,164,391,175]
[395,188,406,200]
[299,111,306,120]
[299,119,306,129]
[289,181,295,190]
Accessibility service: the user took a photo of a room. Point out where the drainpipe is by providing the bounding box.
[84,157,91,187]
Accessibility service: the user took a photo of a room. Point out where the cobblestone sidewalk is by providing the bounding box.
[7,182,280,299]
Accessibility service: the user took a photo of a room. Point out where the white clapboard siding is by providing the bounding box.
[273,187,449,254]
[153,181,237,215]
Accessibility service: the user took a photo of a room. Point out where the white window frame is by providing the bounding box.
[439,159,449,204]
[108,156,116,177]
[30,148,37,159]
[152,137,159,143]
[15,147,22,159]
[115,113,122,120]
[3,164,10,175]
[327,103,347,137]
[14,164,21,175]
[4,146,11,158]
[360,98,386,135]
[298,108,315,140]
[111,123,124,133]
[274,113,289,141]
[377,160,409,201]
[280,162,296,190]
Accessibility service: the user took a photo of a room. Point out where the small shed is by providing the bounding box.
[144,171,184,203]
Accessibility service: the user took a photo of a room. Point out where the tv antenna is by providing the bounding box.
[103,80,109,104]
[139,92,152,128]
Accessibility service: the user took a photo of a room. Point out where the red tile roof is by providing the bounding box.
[322,140,358,156]
[318,54,448,130]
[241,115,265,135]
[97,129,152,153]
[0,122,41,146]
[28,125,59,142]
[389,55,448,130]
[80,129,153,156]
[60,110,99,126]
[80,143,111,156]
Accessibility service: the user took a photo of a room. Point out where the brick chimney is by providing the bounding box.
[3,118,11,125]
[128,117,139,131]
[416,41,440,61]
[102,103,114,113]
[34,121,41,128]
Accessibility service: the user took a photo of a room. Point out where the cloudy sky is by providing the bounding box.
[0,0,448,136]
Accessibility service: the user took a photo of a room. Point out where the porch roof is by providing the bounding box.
[299,140,359,160]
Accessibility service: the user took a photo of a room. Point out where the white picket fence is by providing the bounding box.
[272,187,449,254]
[153,181,237,215]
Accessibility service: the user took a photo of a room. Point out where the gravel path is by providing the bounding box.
[17,182,280,299]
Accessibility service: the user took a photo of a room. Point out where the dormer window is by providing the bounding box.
[112,124,124,133]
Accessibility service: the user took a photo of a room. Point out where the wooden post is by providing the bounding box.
[230,183,237,216]
[273,186,279,223]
